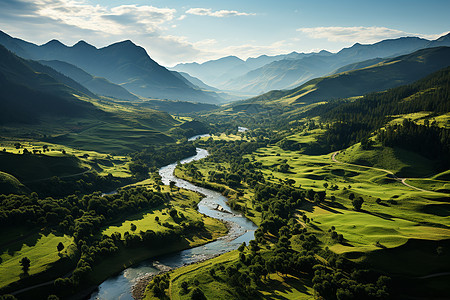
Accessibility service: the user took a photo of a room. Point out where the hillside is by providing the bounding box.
[242,46,450,107]
[0,30,223,104]
[40,60,139,101]
[0,45,99,124]
[0,46,188,154]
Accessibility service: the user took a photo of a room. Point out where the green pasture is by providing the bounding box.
[0,233,74,288]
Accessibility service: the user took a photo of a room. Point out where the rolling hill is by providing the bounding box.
[0,30,223,104]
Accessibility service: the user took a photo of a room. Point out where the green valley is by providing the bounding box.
[0,18,449,300]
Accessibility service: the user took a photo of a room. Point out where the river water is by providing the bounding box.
[89,147,257,299]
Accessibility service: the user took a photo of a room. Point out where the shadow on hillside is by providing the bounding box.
[261,274,312,299]
[361,210,394,221]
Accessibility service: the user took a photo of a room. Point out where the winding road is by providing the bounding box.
[331,151,445,194]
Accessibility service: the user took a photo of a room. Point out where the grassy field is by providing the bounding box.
[0,140,134,184]
[336,143,437,177]
[389,111,450,129]
[102,188,227,242]
[144,250,314,300]
[87,185,228,287]
[0,232,74,288]
[178,130,449,271]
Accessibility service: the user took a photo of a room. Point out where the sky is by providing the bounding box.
[0,0,449,66]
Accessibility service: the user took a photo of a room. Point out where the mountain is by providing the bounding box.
[40,60,139,101]
[0,45,98,124]
[172,51,332,88]
[0,45,186,153]
[175,71,219,91]
[424,32,450,48]
[242,46,450,106]
[223,36,433,95]
[0,30,222,104]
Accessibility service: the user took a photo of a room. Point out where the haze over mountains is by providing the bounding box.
[240,46,450,107]
[0,30,224,104]
[173,34,450,96]
[0,28,449,111]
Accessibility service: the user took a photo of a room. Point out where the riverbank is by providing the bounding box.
[89,147,256,299]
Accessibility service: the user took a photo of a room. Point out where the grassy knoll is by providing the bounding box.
[0,171,28,194]
[336,143,437,177]
[102,188,227,241]
[0,232,74,288]
[388,111,450,129]
[86,187,228,289]
[305,205,450,253]
[0,140,133,183]
[144,250,314,300]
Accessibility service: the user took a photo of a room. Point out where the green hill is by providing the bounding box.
[0,171,28,195]
[0,151,85,182]
[244,46,450,107]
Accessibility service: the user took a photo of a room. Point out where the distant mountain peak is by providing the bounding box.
[73,40,96,49]
[110,39,138,47]
[42,39,65,48]
[436,32,450,41]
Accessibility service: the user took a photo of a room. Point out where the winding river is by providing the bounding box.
[90,144,257,299]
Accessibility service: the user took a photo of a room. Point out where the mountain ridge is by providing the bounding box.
[0,30,223,104]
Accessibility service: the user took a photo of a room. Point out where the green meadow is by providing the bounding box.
[0,231,74,288]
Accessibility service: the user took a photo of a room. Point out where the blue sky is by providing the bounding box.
[0,0,448,66]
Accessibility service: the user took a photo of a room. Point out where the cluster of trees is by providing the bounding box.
[26,172,130,198]
[130,142,196,177]
[194,139,267,188]
[0,188,165,234]
[302,66,450,153]
[378,119,450,169]
[0,184,213,296]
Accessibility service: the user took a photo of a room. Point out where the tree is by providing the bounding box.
[130,223,137,231]
[352,197,364,211]
[19,257,31,272]
[169,181,176,190]
[57,242,64,252]
[348,193,355,200]
[190,287,206,300]
[323,182,329,189]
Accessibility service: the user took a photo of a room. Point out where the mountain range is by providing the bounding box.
[234,46,450,107]
[173,33,450,96]
[0,30,224,104]
[171,50,332,91]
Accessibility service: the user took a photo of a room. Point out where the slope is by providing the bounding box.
[223,35,438,94]
[40,60,139,101]
[0,30,221,104]
[0,46,181,154]
[244,46,450,106]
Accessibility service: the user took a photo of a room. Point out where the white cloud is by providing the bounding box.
[35,0,176,35]
[296,26,447,44]
[186,7,255,17]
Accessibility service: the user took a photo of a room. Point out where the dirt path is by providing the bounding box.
[331,151,444,194]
